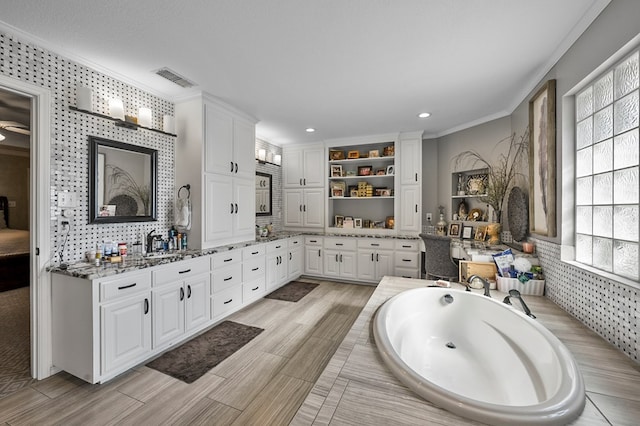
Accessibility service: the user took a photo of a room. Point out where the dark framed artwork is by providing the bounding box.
[448,222,461,237]
[529,79,556,237]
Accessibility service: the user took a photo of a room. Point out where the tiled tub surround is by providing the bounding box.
[293,277,640,425]
[0,30,175,264]
[534,238,640,363]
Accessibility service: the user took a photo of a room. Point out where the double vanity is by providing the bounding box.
[51,232,420,384]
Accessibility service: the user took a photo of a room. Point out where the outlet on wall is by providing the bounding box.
[426,212,433,222]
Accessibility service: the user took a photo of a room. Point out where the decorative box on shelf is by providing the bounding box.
[496,275,545,296]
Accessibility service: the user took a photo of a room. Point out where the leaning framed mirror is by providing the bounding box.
[89,136,158,223]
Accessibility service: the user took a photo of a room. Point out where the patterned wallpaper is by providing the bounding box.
[0,30,175,263]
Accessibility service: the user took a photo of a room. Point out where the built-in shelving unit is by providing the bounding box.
[69,106,177,137]
[327,141,395,232]
[451,168,492,223]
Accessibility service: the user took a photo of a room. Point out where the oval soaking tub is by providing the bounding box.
[373,287,585,425]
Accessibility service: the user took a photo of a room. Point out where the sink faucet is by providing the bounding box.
[467,274,491,297]
[503,289,536,319]
[146,229,158,254]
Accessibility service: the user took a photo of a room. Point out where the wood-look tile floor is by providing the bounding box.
[0,278,374,425]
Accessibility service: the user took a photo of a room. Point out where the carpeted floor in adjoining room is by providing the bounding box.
[0,286,36,399]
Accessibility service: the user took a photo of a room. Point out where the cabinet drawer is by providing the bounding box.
[243,257,265,282]
[357,239,394,250]
[211,250,242,268]
[212,285,242,318]
[395,252,419,268]
[324,237,357,251]
[288,236,303,247]
[395,267,420,279]
[243,278,265,302]
[152,257,210,287]
[395,240,420,251]
[100,271,151,303]
[212,263,243,293]
[243,244,265,259]
[305,236,323,246]
[266,240,287,253]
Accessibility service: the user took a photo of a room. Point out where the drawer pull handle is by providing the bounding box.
[144,298,149,314]
[402,245,411,248]
[403,275,411,278]
[187,285,192,298]
[223,258,233,262]
[276,245,282,249]
[252,286,259,291]
[371,243,379,247]
[251,267,259,271]
[224,276,233,281]
[178,269,191,274]
[310,239,317,243]
[403,259,411,262]
[224,299,233,304]
[335,243,343,246]
[251,251,259,255]
[118,283,136,290]
[180,287,185,301]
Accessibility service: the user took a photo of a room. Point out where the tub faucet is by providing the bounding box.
[467,275,491,297]
[503,289,536,319]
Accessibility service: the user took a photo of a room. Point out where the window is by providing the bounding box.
[575,50,639,281]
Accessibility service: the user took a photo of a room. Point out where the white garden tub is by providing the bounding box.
[373,287,585,425]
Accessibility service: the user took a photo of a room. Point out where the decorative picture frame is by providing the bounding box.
[369,149,379,158]
[375,168,386,175]
[529,79,557,237]
[348,150,360,159]
[386,165,394,175]
[334,215,344,228]
[350,188,358,197]
[332,187,344,197]
[357,165,372,176]
[448,222,461,237]
[462,225,473,239]
[329,149,345,160]
[330,164,343,177]
[354,218,362,228]
[474,225,487,241]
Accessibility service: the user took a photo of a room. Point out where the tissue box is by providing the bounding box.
[496,275,545,296]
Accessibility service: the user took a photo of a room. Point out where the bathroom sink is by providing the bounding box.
[144,252,183,260]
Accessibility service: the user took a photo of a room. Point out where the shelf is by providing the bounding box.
[330,196,394,200]
[329,175,393,180]
[452,194,487,199]
[329,156,394,164]
[69,106,177,137]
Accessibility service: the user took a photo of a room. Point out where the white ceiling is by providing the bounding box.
[0,0,610,145]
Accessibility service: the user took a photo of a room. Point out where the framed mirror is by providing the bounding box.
[89,136,158,223]
[255,172,272,216]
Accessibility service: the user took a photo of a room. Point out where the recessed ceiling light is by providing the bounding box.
[306,128,316,133]
[417,112,431,118]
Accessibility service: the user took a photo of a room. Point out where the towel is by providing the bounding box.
[175,197,191,231]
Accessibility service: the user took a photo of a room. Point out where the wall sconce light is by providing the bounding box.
[163,115,175,134]
[257,149,267,162]
[76,85,92,111]
[138,107,152,128]
[109,99,125,120]
[274,154,281,165]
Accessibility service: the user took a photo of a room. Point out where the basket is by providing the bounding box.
[496,275,545,296]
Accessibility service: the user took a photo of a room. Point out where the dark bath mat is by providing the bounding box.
[146,320,263,383]
[265,281,319,302]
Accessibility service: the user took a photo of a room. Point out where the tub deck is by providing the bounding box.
[292,276,640,425]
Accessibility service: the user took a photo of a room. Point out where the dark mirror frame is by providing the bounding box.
[89,136,158,223]
[256,171,272,217]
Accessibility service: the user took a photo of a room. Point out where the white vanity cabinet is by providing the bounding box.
[304,236,323,276]
[242,244,266,303]
[151,257,211,350]
[356,239,395,282]
[266,239,288,291]
[211,250,244,319]
[323,237,357,280]
[52,270,153,384]
[283,188,325,229]
[287,236,304,280]
[398,132,422,233]
[283,143,325,188]
[394,239,421,278]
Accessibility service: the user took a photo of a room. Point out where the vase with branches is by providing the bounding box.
[105,165,151,215]
[452,127,529,224]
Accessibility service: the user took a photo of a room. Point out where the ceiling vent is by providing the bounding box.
[154,68,197,88]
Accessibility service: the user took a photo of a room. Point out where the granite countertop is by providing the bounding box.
[50,231,419,280]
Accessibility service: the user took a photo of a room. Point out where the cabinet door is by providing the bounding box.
[288,246,303,280]
[399,185,421,233]
[101,293,151,374]
[303,188,325,228]
[339,251,357,279]
[303,147,325,187]
[185,274,211,332]
[276,253,289,286]
[305,246,323,276]
[204,173,234,244]
[204,101,234,175]
[152,282,185,348]
[323,249,341,278]
[265,252,281,291]
[399,138,421,185]
[283,149,304,187]
[283,189,304,227]
[233,118,256,180]
[375,250,395,280]
[356,250,376,281]
[233,177,256,238]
